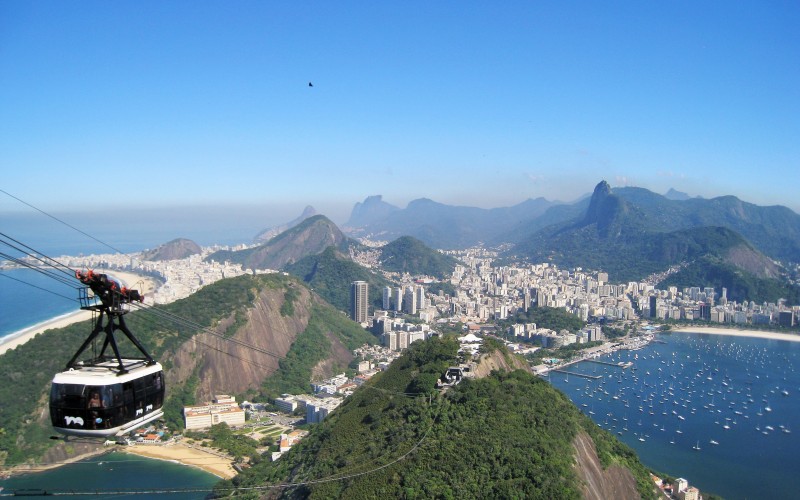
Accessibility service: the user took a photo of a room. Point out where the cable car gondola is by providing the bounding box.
[49,270,165,437]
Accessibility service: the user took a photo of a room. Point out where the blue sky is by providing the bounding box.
[2,1,799,226]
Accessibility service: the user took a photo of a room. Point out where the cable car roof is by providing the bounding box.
[52,361,163,386]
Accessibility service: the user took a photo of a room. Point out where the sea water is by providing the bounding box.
[0,452,218,498]
[548,332,800,500]
[0,268,81,340]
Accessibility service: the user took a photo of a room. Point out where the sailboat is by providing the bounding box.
[692,440,701,451]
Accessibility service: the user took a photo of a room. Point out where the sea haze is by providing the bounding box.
[0,204,303,255]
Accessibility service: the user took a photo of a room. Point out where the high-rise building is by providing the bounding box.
[393,287,403,312]
[414,285,425,310]
[403,287,416,315]
[350,281,369,323]
[382,286,392,310]
[649,295,657,318]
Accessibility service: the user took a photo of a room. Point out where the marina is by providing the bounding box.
[547,330,800,500]
[552,369,602,380]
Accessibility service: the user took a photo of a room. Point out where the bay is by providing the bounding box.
[547,332,800,500]
[0,451,218,498]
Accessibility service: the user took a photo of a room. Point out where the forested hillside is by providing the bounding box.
[217,338,655,499]
[379,236,460,279]
[285,246,391,313]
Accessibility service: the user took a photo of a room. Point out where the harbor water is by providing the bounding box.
[548,331,800,499]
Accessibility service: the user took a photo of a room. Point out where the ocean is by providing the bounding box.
[0,452,218,498]
[548,332,800,500]
[0,268,81,340]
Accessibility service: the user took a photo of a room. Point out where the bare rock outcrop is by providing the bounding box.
[471,349,531,379]
[168,284,313,401]
[573,431,640,500]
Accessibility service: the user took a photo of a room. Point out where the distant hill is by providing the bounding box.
[379,235,461,279]
[512,181,798,303]
[344,195,400,229]
[253,205,318,243]
[140,238,201,261]
[343,196,558,249]
[207,215,353,271]
[285,246,392,313]
[219,338,655,499]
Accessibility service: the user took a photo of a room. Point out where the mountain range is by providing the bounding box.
[336,181,800,303]
[344,184,800,265]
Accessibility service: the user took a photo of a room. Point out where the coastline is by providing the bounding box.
[0,270,159,356]
[122,441,236,479]
[0,309,94,356]
[669,325,800,343]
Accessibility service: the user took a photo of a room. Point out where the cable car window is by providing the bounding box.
[50,383,86,408]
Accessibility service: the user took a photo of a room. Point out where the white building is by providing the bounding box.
[184,395,245,430]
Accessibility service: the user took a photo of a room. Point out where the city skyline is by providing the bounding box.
[2,2,799,220]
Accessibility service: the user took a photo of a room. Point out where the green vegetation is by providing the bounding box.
[426,281,456,297]
[602,325,628,339]
[379,236,460,279]
[216,338,655,499]
[285,246,392,314]
[503,306,586,334]
[207,423,259,462]
[280,284,300,317]
[258,303,376,399]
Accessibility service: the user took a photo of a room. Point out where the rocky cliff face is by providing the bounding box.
[167,284,314,401]
[573,431,641,500]
[471,348,531,378]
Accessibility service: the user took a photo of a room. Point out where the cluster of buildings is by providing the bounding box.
[59,246,252,304]
[652,474,702,500]
[510,323,605,348]
[355,247,798,335]
[641,286,797,327]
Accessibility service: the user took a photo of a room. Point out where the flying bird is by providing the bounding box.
[308,82,313,87]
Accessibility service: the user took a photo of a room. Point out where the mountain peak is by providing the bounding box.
[345,195,400,228]
[664,188,691,201]
[582,181,628,235]
[254,206,318,243]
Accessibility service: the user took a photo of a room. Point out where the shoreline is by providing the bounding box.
[668,325,800,343]
[0,270,159,356]
[121,441,236,479]
[0,309,94,356]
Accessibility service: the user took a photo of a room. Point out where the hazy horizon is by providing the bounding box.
[3,3,799,220]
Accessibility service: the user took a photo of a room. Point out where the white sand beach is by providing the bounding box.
[0,270,159,356]
[670,325,800,343]
[122,441,237,479]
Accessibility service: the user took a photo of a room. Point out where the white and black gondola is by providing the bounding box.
[49,271,165,437]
